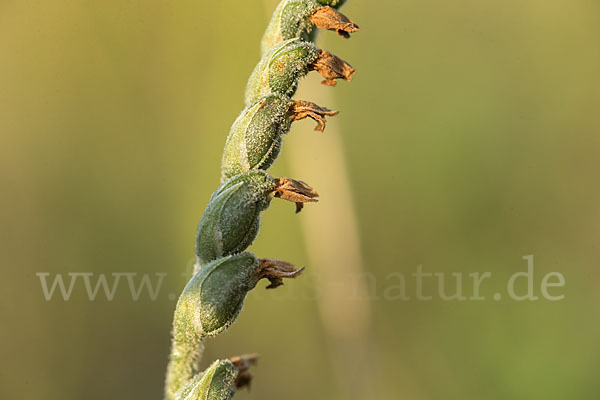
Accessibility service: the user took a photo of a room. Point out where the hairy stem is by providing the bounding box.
[165,332,204,400]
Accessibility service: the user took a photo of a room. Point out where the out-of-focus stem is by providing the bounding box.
[260,1,374,397]
[288,82,374,400]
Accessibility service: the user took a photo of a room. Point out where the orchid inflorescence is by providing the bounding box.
[164,1,358,398]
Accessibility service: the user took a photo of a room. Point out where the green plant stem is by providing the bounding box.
[165,332,204,400]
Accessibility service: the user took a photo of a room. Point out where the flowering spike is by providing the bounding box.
[165,0,359,397]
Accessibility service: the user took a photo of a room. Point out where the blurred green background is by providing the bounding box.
[2,0,599,399]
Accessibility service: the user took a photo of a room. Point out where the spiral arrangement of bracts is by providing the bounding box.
[164,1,358,398]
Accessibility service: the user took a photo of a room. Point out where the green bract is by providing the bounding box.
[196,170,320,266]
[222,95,338,182]
[165,253,254,400]
[177,360,237,400]
[222,95,292,181]
[246,38,355,105]
[261,0,358,55]
[246,39,320,105]
[178,253,260,338]
[166,255,269,400]
[196,171,276,267]
[178,253,303,337]
[165,252,302,400]
[261,0,319,55]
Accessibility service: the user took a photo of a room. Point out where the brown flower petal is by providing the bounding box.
[310,6,360,39]
[311,50,355,86]
[272,177,319,213]
[230,354,259,390]
[256,258,305,289]
[289,100,339,132]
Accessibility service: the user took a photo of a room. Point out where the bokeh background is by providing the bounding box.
[2,0,599,399]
